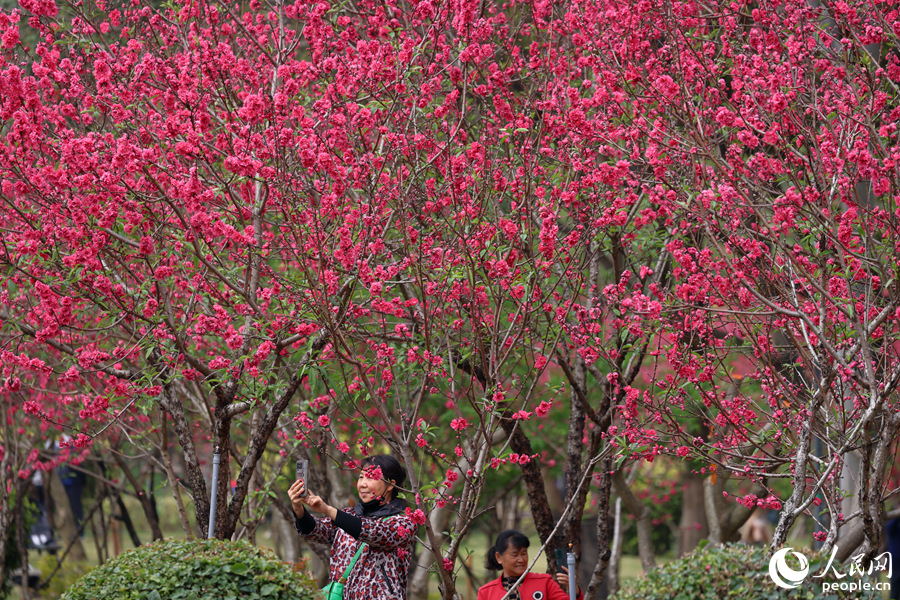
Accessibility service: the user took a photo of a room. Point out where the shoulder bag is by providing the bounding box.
[322,543,365,600]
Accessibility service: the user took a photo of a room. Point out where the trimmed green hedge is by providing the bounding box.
[612,542,883,600]
[61,538,319,600]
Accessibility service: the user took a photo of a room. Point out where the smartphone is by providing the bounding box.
[295,460,308,497]
[555,548,566,570]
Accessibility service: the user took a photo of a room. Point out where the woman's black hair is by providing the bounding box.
[361,455,406,499]
[485,530,530,570]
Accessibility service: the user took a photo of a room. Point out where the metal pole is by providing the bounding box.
[567,545,576,600]
[207,446,220,539]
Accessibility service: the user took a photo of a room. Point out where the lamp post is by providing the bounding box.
[207,446,221,539]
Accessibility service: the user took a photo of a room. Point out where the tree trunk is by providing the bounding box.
[272,511,302,562]
[703,477,722,544]
[0,426,15,591]
[838,449,861,543]
[113,492,142,549]
[498,419,557,563]
[611,470,656,572]
[408,507,453,600]
[224,358,325,538]
[112,454,163,541]
[48,469,87,562]
[835,506,900,562]
[606,497,623,597]
[771,388,824,550]
[584,458,612,600]
[719,482,768,543]
[563,356,587,554]
[676,469,708,556]
[14,489,30,600]
[161,416,193,537]
[158,385,208,537]
[856,413,900,562]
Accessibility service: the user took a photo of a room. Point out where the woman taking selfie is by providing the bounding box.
[477,530,582,600]
[288,455,416,600]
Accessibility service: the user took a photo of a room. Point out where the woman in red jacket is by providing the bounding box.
[477,530,583,600]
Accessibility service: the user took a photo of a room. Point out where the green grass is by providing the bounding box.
[619,554,655,580]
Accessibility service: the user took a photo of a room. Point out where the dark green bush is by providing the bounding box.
[613,542,884,600]
[61,538,319,600]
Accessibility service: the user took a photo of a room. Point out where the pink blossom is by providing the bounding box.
[1,25,19,49]
[362,465,383,481]
[72,433,92,449]
[208,357,230,369]
[405,507,427,525]
[450,418,468,431]
[138,236,155,255]
[653,75,678,99]
[738,494,758,510]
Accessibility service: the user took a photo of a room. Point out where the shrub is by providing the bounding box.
[612,542,883,600]
[61,538,319,600]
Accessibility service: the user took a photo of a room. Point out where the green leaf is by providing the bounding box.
[230,562,249,575]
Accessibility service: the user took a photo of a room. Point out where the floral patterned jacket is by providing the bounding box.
[295,498,417,600]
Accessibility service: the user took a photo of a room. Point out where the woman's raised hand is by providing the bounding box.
[288,478,337,520]
[304,493,332,516]
[288,479,308,517]
[555,566,570,592]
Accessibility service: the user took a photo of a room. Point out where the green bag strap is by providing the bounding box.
[338,543,366,584]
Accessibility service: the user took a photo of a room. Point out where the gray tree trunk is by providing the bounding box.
[676,470,708,556]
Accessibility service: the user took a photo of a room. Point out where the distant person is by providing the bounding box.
[477,530,582,600]
[741,507,772,546]
[288,455,416,599]
[58,464,87,531]
[28,470,58,552]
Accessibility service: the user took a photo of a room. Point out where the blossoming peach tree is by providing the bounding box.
[577,0,900,568]
[2,0,900,596]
